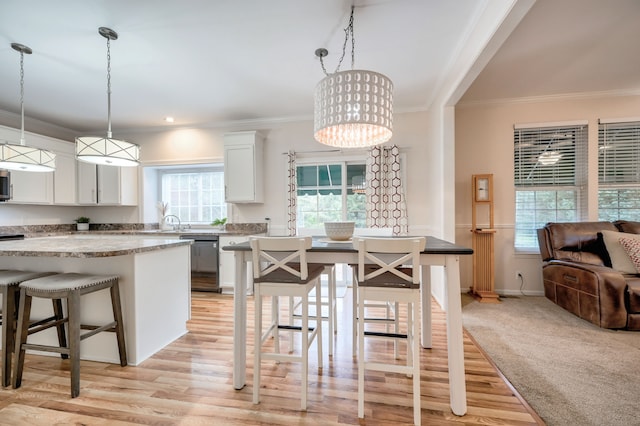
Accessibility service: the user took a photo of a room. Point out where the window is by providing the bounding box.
[598,120,640,221]
[296,162,366,229]
[514,124,587,249]
[160,165,226,224]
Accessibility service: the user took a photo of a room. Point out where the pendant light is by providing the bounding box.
[314,6,393,148]
[0,43,56,172]
[76,27,139,167]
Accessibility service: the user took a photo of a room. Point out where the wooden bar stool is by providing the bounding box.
[12,273,127,398]
[0,270,62,388]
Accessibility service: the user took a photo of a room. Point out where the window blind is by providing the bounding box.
[599,121,640,184]
[514,124,587,187]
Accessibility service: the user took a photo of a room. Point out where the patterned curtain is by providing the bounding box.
[286,151,297,236]
[365,145,409,235]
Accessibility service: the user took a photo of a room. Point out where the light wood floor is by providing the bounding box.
[0,289,544,425]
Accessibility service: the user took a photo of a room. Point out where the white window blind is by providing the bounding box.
[598,121,640,220]
[599,121,640,184]
[514,124,587,249]
[515,125,585,187]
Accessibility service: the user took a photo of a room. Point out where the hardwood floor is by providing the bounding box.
[0,289,544,425]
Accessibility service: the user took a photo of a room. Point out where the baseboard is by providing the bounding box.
[461,287,545,297]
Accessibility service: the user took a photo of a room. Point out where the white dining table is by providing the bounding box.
[223,235,473,416]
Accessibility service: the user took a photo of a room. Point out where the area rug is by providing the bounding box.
[461,294,640,426]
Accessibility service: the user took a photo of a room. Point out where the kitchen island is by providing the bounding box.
[0,235,191,365]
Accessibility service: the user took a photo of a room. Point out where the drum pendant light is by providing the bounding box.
[0,43,56,172]
[313,6,393,148]
[76,27,139,167]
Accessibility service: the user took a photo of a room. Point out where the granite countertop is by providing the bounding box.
[0,222,268,239]
[95,229,255,237]
[0,235,192,258]
[74,223,266,238]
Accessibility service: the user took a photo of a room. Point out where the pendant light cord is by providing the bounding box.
[106,36,113,138]
[319,5,355,76]
[19,49,26,145]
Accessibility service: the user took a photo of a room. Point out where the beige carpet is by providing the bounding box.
[461,294,640,426]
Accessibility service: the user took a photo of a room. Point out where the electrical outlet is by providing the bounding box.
[516,271,523,280]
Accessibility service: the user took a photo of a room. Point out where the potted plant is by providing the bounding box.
[75,216,90,231]
[211,217,227,230]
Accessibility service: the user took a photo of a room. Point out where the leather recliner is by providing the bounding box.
[537,220,640,330]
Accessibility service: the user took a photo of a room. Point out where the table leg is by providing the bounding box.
[444,255,467,416]
[420,265,432,348]
[233,252,247,390]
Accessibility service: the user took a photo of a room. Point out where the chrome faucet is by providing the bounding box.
[163,214,182,231]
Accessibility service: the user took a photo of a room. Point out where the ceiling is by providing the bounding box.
[461,0,640,103]
[0,0,484,135]
[0,0,639,138]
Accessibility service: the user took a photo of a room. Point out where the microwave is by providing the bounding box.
[0,170,10,202]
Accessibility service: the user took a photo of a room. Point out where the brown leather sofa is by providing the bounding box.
[537,220,640,330]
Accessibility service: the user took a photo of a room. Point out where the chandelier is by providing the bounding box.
[313,6,393,148]
[0,43,56,172]
[76,27,140,167]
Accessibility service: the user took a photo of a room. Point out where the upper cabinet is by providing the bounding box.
[53,152,77,205]
[77,162,138,205]
[224,131,264,203]
[0,125,63,205]
[0,124,138,206]
[9,169,53,204]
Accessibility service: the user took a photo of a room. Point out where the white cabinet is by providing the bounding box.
[0,125,56,205]
[53,152,77,204]
[219,235,251,294]
[77,162,138,205]
[9,169,53,204]
[224,131,264,203]
[76,161,96,204]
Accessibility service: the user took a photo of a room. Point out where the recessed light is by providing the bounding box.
[164,117,174,123]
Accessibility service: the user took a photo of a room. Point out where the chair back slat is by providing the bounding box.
[354,237,425,286]
[250,237,312,281]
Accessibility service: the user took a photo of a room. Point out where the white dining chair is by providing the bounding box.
[294,228,337,357]
[353,236,424,425]
[350,227,394,356]
[250,236,323,411]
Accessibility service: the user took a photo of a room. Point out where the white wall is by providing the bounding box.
[124,112,439,236]
[455,93,640,295]
[0,111,446,238]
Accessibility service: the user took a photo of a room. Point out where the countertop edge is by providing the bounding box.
[0,237,192,258]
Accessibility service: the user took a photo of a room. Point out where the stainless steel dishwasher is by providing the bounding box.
[180,234,220,292]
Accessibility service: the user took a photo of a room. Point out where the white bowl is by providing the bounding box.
[324,221,355,241]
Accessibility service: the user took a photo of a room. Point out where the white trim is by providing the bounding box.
[456,88,640,108]
[294,152,366,164]
[513,120,588,129]
[141,157,223,167]
[598,117,640,124]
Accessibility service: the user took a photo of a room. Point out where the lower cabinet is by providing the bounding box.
[219,235,252,295]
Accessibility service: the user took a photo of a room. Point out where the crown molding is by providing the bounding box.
[456,88,640,108]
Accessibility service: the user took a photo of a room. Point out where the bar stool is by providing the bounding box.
[350,228,395,357]
[0,270,61,388]
[290,263,336,356]
[12,273,127,398]
[250,236,323,411]
[354,237,425,426]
